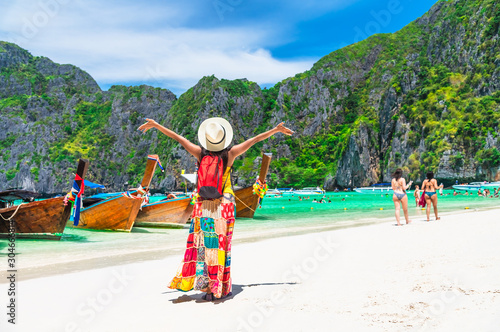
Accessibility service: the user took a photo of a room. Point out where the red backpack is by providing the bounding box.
[197,155,228,199]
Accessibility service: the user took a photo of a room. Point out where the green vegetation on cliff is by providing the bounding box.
[0,0,499,191]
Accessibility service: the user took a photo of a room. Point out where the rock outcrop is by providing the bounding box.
[1,0,499,193]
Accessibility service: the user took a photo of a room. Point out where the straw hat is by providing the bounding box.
[197,117,233,152]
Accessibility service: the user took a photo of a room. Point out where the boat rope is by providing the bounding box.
[0,203,25,221]
[234,194,256,213]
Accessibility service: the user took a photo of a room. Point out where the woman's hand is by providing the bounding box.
[274,122,294,136]
[138,119,201,159]
[138,118,159,133]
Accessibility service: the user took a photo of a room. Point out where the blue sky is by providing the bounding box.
[0,0,438,95]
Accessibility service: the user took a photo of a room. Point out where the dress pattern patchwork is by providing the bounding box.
[169,194,235,298]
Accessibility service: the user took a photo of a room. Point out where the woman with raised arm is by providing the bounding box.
[138,117,293,301]
[421,171,444,221]
[391,168,413,226]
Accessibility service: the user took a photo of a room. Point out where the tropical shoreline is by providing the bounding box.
[1,203,499,283]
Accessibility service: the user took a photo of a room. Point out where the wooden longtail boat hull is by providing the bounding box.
[72,156,158,232]
[0,197,70,239]
[71,194,144,232]
[0,159,89,240]
[235,153,272,218]
[134,197,193,227]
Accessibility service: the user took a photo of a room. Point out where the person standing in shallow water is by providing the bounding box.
[391,168,413,226]
[421,171,444,221]
[413,185,420,206]
[138,117,293,301]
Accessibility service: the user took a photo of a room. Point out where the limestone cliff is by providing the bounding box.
[1,0,499,193]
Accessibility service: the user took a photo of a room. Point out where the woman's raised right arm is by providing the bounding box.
[138,118,201,160]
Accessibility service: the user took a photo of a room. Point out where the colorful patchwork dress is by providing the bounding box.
[169,168,235,298]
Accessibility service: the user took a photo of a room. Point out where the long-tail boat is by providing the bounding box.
[72,155,159,232]
[134,196,193,228]
[0,159,89,240]
[133,153,272,227]
[234,153,272,218]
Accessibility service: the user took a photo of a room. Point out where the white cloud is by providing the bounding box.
[0,0,316,94]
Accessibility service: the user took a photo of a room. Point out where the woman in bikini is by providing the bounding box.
[391,168,413,226]
[421,171,444,221]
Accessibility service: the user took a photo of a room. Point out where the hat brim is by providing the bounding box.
[198,117,233,152]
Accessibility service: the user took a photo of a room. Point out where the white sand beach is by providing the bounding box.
[2,208,500,332]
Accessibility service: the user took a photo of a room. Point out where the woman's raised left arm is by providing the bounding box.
[228,122,293,164]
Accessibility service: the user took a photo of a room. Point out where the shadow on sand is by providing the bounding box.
[166,282,298,304]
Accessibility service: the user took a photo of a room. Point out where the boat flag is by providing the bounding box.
[148,155,164,172]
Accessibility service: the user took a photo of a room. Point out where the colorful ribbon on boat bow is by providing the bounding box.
[189,190,198,205]
[64,174,85,226]
[148,155,164,172]
[122,186,150,208]
[252,179,268,199]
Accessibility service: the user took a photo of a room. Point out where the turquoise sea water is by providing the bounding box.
[1,190,498,278]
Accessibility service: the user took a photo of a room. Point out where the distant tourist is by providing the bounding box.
[465,190,469,196]
[421,171,444,221]
[391,168,413,226]
[453,190,458,196]
[414,185,421,206]
[477,189,483,196]
[139,117,292,300]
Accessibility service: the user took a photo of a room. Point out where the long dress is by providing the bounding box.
[168,167,235,298]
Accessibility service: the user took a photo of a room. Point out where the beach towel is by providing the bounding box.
[418,191,426,207]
